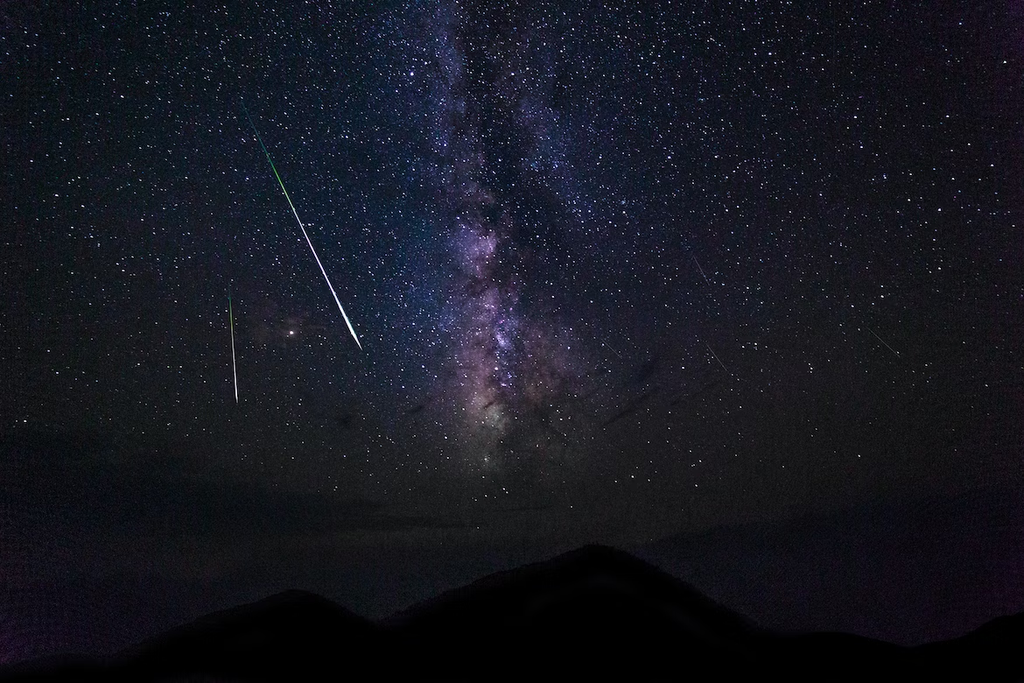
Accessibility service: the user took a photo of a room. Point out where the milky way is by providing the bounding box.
[412,2,590,473]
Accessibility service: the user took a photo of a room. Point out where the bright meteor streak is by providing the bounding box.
[242,104,363,351]
[229,294,238,403]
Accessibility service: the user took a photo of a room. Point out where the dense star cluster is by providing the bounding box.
[1,0,1022,664]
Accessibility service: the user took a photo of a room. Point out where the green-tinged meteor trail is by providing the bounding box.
[242,104,363,350]
[228,294,238,403]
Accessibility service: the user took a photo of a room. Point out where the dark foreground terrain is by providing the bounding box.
[1,545,1021,682]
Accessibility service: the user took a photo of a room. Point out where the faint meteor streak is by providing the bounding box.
[242,104,363,350]
[868,327,901,358]
[692,254,711,286]
[705,342,729,373]
[603,341,623,359]
[229,294,238,403]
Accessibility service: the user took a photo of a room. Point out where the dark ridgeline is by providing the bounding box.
[1,545,1021,682]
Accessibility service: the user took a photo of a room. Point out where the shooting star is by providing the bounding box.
[229,294,238,403]
[603,341,623,359]
[243,104,363,350]
[867,327,901,358]
[692,254,711,286]
[705,342,729,373]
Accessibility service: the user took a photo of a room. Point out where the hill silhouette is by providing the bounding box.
[1,545,1021,682]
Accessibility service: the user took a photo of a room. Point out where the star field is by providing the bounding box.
[1,0,1023,660]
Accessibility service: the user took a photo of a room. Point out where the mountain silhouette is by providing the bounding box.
[1,544,1021,682]
[382,543,766,680]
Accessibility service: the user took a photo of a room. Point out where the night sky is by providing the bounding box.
[2,0,1023,662]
